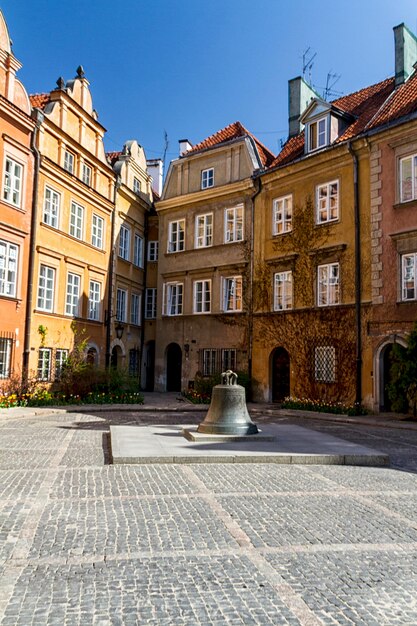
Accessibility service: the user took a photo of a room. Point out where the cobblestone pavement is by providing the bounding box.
[1,408,417,625]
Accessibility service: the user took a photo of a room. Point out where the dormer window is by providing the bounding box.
[308,117,327,152]
[201,168,214,189]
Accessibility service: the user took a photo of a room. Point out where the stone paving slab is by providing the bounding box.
[110,423,390,466]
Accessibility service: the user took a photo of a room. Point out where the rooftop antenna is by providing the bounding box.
[162,130,169,169]
[302,47,316,84]
[324,71,342,100]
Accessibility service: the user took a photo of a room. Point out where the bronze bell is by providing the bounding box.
[197,370,259,436]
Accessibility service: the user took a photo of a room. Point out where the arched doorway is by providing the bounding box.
[111,345,122,369]
[166,343,182,391]
[271,347,290,402]
[144,341,155,391]
[379,342,406,411]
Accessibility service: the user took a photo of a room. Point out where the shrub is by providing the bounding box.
[281,396,368,416]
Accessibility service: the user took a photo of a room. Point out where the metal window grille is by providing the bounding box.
[314,346,336,382]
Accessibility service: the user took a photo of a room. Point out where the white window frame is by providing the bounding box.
[316,181,339,224]
[55,349,68,380]
[401,253,417,301]
[119,225,130,260]
[168,219,185,253]
[116,288,127,322]
[201,168,214,189]
[64,150,75,174]
[315,346,336,382]
[133,177,141,194]
[274,271,293,311]
[82,162,92,186]
[317,263,340,307]
[91,214,104,249]
[133,234,144,267]
[65,272,81,316]
[272,195,292,235]
[88,280,101,320]
[203,349,216,376]
[3,156,23,208]
[37,265,55,312]
[0,240,18,298]
[195,213,213,248]
[0,338,12,379]
[163,282,183,316]
[147,241,159,262]
[37,347,52,381]
[43,187,60,228]
[400,154,417,203]
[69,201,84,240]
[222,276,243,312]
[308,117,327,152]
[225,206,244,243]
[145,288,157,319]
[131,293,141,326]
[193,279,211,314]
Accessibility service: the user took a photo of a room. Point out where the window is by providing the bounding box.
[147,241,159,261]
[82,163,92,186]
[129,348,140,376]
[131,293,141,325]
[87,347,98,366]
[116,288,127,322]
[400,154,417,202]
[274,271,293,311]
[222,349,236,371]
[133,234,144,267]
[315,346,336,382]
[3,157,22,207]
[88,280,101,320]
[201,168,214,189]
[225,206,243,243]
[55,349,68,380]
[0,240,18,297]
[145,288,157,319]
[194,279,211,313]
[119,225,130,260]
[133,177,141,194]
[203,349,216,376]
[318,263,340,306]
[37,265,55,311]
[168,220,185,252]
[308,117,327,152]
[70,201,84,239]
[402,253,417,300]
[195,213,213,248]
[163,282,183,316]
[37,348,52,381]
[273,195,292,235]
[222,276,242,312]
[316,181,339,224]
[65,273,81,316]
[91,214,104,249]
[64,150,74,174]
[43,187,60,228]
[0,338,12,378]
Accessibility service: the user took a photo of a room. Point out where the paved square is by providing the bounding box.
[1,406,417,625]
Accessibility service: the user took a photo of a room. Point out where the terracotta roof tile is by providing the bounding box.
[29,93,50,109]
[367,70,417,128]
[106,151,122,166]
[185,121,275,167]
[270,77,396,168]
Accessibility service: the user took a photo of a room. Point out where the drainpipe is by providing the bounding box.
[23,108,43,385]
[105,175,120,368]
[248,174,262,390]
[348,142,362,409]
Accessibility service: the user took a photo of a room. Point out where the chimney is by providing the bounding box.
[394,23,417,87]
[146,158,164,196]
[179,139,192,156]
[288,77,320,138]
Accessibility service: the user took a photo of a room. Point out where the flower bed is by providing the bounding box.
[281,396,368,416]
[0,390,144,408]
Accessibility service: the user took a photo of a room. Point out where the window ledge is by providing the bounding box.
[394,199,417,210]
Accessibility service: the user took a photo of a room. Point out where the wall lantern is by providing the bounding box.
[115,321,124,340]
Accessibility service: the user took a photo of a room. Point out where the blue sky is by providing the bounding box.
[2,0,417,163]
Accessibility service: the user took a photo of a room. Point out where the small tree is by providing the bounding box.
[388,322,417,416]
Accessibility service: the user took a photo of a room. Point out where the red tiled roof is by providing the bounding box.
[270,77,396,168]
[367,70,417,128]
[185,121,275,167]
[106,151,122,166]
[29,93,50,109]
